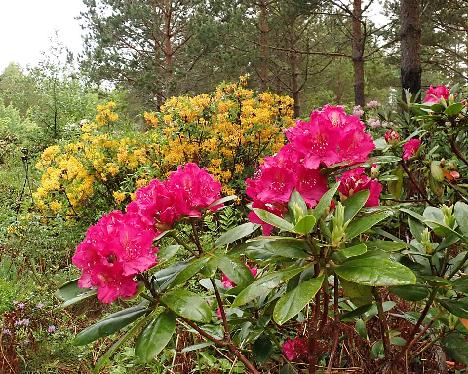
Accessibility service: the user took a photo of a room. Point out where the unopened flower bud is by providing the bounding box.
[441,205,455,228]
[421,228,433,254]
[331,202,346,247]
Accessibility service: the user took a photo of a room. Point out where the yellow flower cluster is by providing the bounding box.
[34,79,294,217]
[153,77,294,195]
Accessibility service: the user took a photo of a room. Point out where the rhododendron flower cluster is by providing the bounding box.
[127,163,222,233]
[221,265,258,288]
[73,163,222,303]
[282,337,308,361]
[72,211,158,303]
[338,168,382,207]
[246,105,377,233]
[403,138,421,161]
[423,85,450,104]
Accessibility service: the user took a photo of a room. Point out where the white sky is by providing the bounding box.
[0,0,85,72]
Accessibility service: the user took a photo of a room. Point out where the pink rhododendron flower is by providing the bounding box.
[384,129,400,145]
[423,85,450,104]
[295,166,329,208]
[72,211,158,303]
[403,138,421,161]
[282,337,308,361]
[338,168,382,207]
[221,264,257,288]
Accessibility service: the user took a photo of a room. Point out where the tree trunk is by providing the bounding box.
[291,48,301,117]
[258,0,269,91]
[162,0,174,100]
[352,0,365,107]
[400,0,421,97]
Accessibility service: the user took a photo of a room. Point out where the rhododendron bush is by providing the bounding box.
[57,85,468,373]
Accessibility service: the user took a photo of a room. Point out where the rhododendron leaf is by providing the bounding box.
[232,267,305,307]
[440,297,468,318]
[170,257,211,287]
[293,215,317,235]
[217,255,254,288]
[441,332,468,365]
[355,319,368,339]
[340,279,373,307]
[93,313,150,373]
[335,244,367,262]
[444,102,463,116]
[162,289,211,322]
[288,191,308,223]
[135,310,176,362]
[73,305,147,346]
[367,155,401,165]
[61,290,98,309]
[215,222,259,247]
[56,279,92,301]
[313,182,340,219]
[340,304,373,321]
[158,245,182,262]
[208,195,237,209]
[454,202,468,237]
[345,211,393,240]
[424,220,464,240]
[245,238,309,259]
[400,208,425,223]
[273,275,324,325]
[364,240,407,252]
[253,208,294,232]
[389,284,429,301]
[335,258,416,286]
[408,217,425,242]
[452,277,468,294]
[151,262,190,292]
[343,190,370,222]
[253,334,274,363]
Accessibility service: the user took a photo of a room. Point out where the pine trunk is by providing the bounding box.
[352,0,365,107]
[400,0,421,96]
[258,0,269,91]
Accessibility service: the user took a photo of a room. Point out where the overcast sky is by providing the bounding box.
[0,0,85,72]
[0,1,386,73]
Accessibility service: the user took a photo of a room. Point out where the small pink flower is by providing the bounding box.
[352,105,364,117]
[338,168,382,207]
[366,100,380,109]
[47,325,57,334]
[423,85,450,104]
[403,138,421,161]
[368,118,381,129]
[282,337,308,361]
[384,130,400,145]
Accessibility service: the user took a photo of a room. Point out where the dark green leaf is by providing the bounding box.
[454,202,468,237]
[365,240,407,252]
[217,255,254,288]
[135,311,176,362]
[253,334,274,364]
[441,332,468,365]
[293,215,317,235]
[345,211,393,240]
[158,245,181,262]
[245,238,309,259]
[288,191,308,223]
[171,257,210,286]
[389,284,429,301]
[253,208,294,232]
[355,319,368,339]
[336,244,367,260]
[273,275,324,325]
[340,279,372,307]
[408,217,424,242]
[74,305,147,346]
[444,102,464,116]
[440,297,468,318]
[335,258,416,286]
[453,277,468,294]
[343,190,370,222]
[162,289,211,323]
[215,222,259,247]
[341,304,373,321]
[233,267,305,307]
[313,182,340,219]
[56,279,92,301]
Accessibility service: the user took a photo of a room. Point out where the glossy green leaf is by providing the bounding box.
[171,257,210,286]
[215,222,259,247]
[340,279,372,307]
[389,284,429,301]
[345,211,393,240]
[135,311,176,362]
[365,240,407,252]
[355,319,368,339]
[208,195,238,209]
[440,297,468,318]
[453,277,468,294]
[217,255,254,288]
[341,304,373,321]
[61,290,98,309]
[293,215,317,235]
[408,217,424,242]
[162,289,211,323]
[253,208,294,232]
[313,182,340,219]
[74,305,147,346]
[273,275,324,325]
[343,190,370,222]
[444,102,464,116]
[245,238,309,259]
[454,201,468,237]
[252,334,274,364]
[56,279,92,301]
[336,244,367,259]
[335,258,416,286]
[233,267,305,307]
[441,332,468,365]
[158,245,181,262]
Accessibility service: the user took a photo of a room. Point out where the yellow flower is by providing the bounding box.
[113,191,126,204]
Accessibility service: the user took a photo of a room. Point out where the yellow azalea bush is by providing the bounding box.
[34,79,294,217]
[147,76,294,195]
